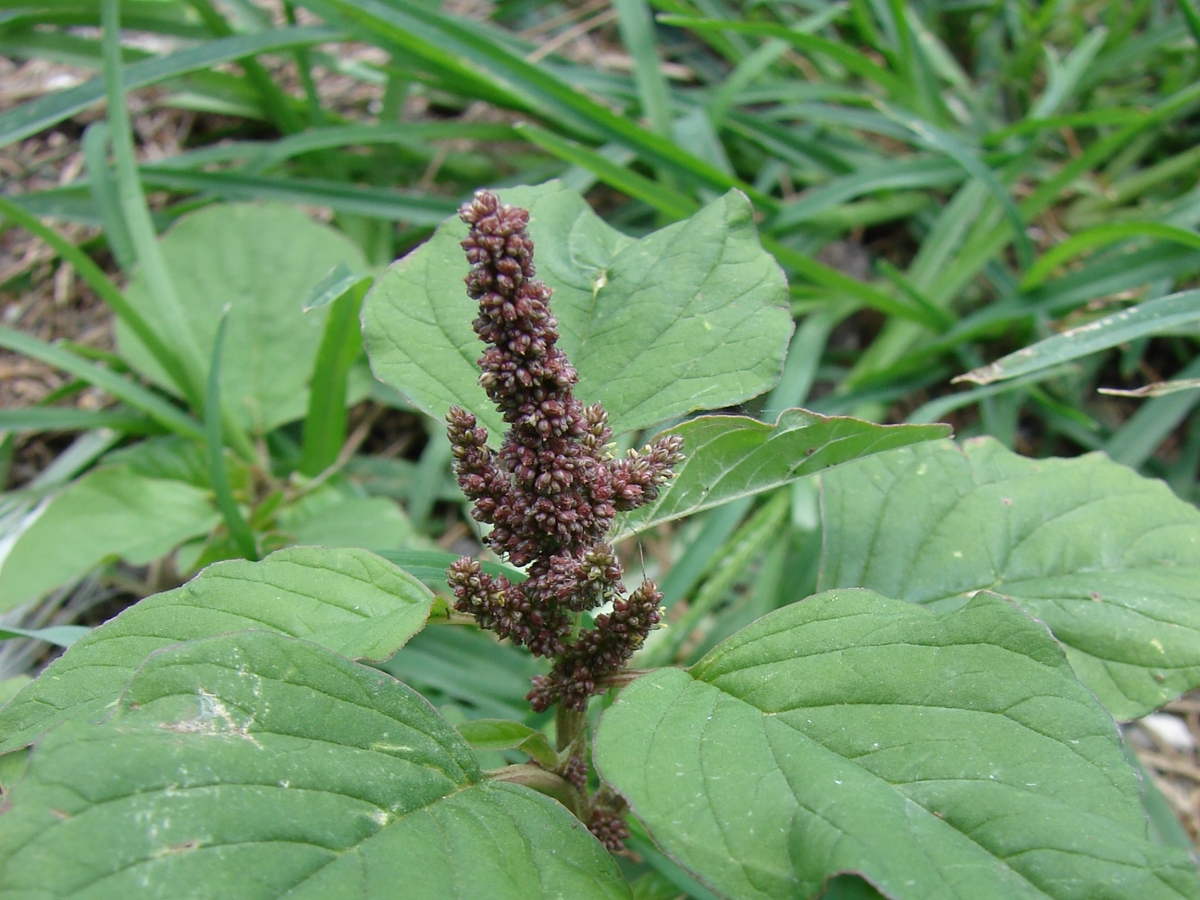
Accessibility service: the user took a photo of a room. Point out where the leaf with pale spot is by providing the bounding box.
[0,546,434,754]
[0,631,629,899]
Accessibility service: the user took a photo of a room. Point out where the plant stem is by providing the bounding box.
[555,704,586,753]
[485,764,584,819]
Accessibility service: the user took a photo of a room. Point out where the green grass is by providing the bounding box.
[3,0,1195,468]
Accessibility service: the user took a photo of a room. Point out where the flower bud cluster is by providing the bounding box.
[587,806,632,852]
[446,190,684,711]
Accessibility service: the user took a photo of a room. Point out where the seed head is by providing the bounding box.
[447,190,684,710]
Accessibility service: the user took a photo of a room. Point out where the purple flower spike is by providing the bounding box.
[446,190,684,711]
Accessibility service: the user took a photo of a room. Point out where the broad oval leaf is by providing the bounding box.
[595,589,1200,900]
[613,410,951,539]
[277,490,413,551]
[0,465,218,613]
[0,546,434,754]
[0,631,628,899]
[117,202,367,432]
[362,181,791,437]
[818,437,1200,720]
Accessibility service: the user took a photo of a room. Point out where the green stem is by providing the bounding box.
[555,705,586,754]
[485,764,585,819]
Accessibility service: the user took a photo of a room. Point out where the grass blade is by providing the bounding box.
[1180,0,1200,46]
[956,288,1200,385]
[80,121,135,271]
[876,101,1034,270]
[645,491,790,665]
[983,109,1147,146]
[659,16,906,96]
[0,626,91,648]
[242,122,518,170]
[0,326,203,440]
[298,275,371,476]
[514,122,699,219]
[708,39,790,129]
[0,194,186,392]
[1099,379,1200,398]
[204,307,258,560]
[0,407,160,435]
[1022,223,1200,289]
[185,0,305,133]
[136,169,460,223]
[101,0,206,409]
[766,157,962,232]
[1027,27,1108,121]
[306,0,772,205]
[764,238,946,330]
[1104,357,1200,468]
[614,0,673,136]
[0,24,341,149]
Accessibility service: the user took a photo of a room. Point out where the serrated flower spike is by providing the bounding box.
[446,190,684,711]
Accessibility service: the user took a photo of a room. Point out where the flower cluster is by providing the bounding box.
[446,190,684,712]
[587,806,632,852]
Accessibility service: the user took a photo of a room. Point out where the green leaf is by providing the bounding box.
[595,589,1200,900]
[0,546,435,753]
[363,181,791,437]
[613,410,950,539]
[379,626,543,721]
[0,631,629,899]
[116,202,367,433]
[819,438,1200,720]
[278,491,413,551]
[0,676,31,710]
[0,625,90,648]
[372,548,526,592]
[456,719,559,768]
[0,465,218,613]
